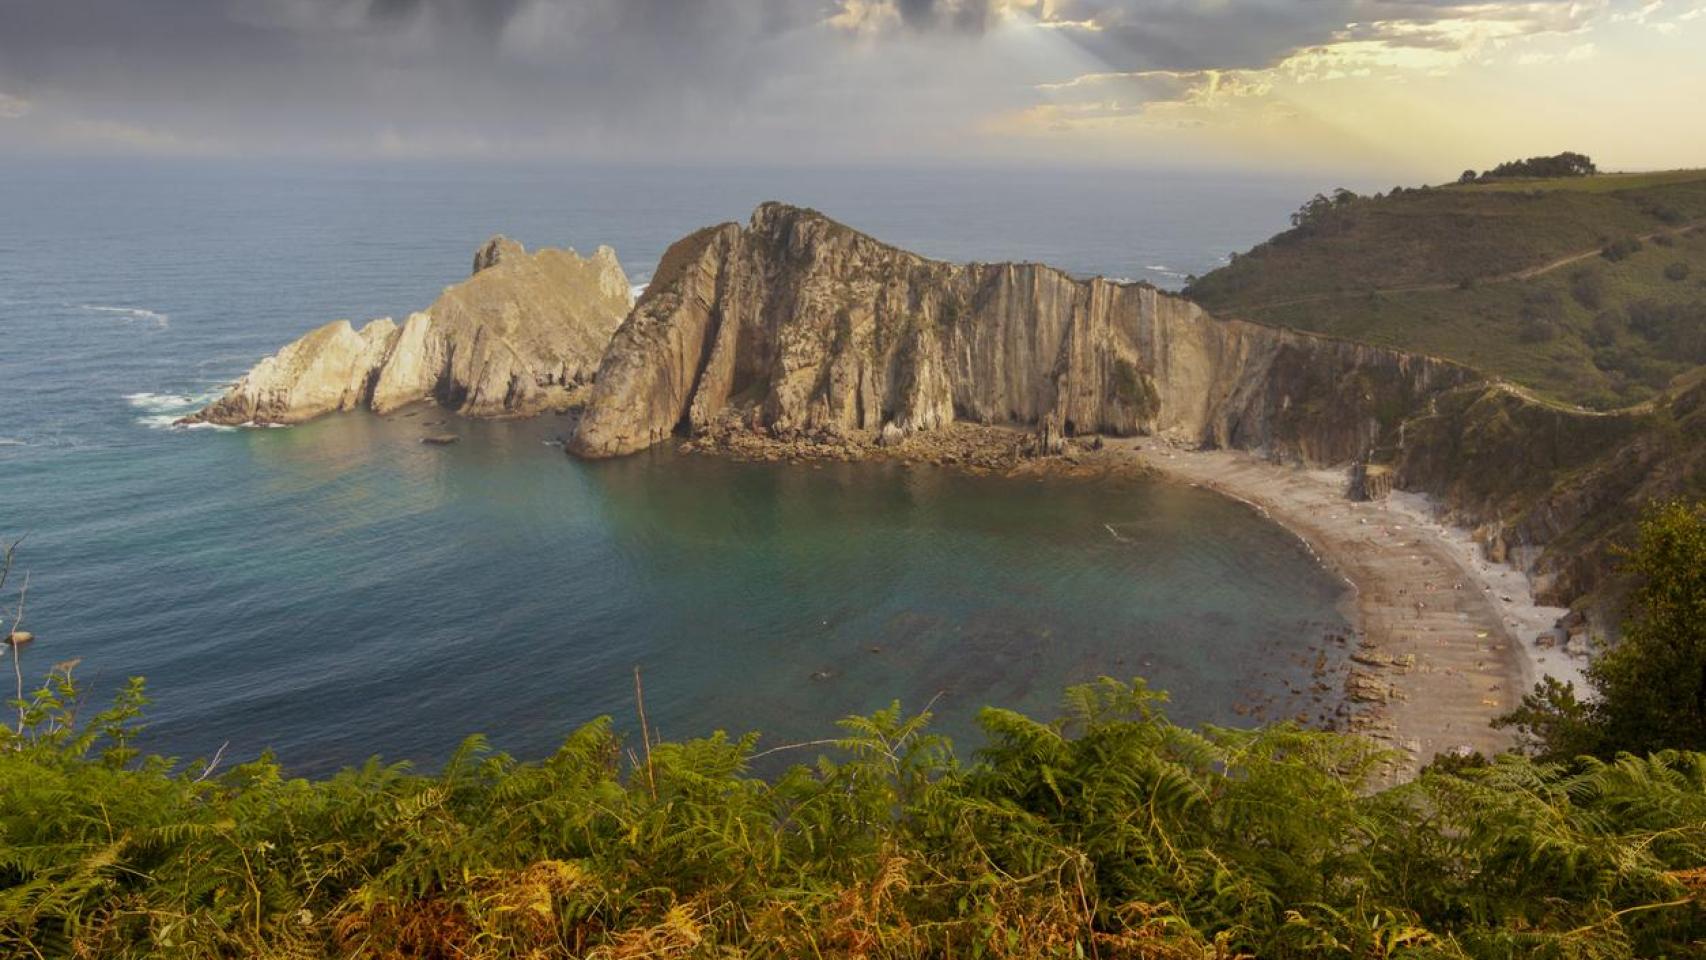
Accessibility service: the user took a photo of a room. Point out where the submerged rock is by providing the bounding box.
[183,238,633,426]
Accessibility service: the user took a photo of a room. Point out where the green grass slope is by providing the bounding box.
[1186,170,1706,410]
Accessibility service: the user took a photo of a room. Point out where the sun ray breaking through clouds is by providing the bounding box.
[0,0,1701,174]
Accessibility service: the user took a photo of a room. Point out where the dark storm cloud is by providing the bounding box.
[0,0,828,155]
[892,0,1004,31]
[0,0,1609,157]
[851,0,1599,70]
[360,0,526,31]
[1057,0,1597,71]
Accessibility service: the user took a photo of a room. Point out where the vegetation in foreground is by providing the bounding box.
[1,670,1703,960]
[2,507,1704,959]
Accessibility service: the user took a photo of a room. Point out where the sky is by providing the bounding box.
[0,0,1702,178]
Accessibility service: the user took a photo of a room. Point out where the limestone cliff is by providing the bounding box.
[571,203,1472,462]
[185,237,632,426]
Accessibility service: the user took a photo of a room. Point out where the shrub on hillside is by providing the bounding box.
[1518,315,1559,342]
[1627,299,1706,362]
[1569,266,1606,309]
[1644,203,1688,225]
[1603,236,1645,261]
[1588,308,1623,347]
[1518,289,1564,342]
[1665,261,1691,282]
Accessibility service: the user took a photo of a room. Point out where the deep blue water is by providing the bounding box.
[0,160,1355,774]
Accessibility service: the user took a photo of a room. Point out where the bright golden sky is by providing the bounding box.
[1,0,1702,178]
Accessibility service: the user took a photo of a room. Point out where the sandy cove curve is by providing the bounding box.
[668,421,1590,781]
[1117,440,1588,780]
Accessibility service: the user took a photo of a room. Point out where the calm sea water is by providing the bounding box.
[0,160,1358,773]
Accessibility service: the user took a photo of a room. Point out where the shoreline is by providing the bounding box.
[677,421,1586,775]
[1112,440,1584,776]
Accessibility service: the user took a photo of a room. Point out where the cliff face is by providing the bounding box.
[186,237,632,426]
[1394,379,1706,608]
[571,203,1471,461]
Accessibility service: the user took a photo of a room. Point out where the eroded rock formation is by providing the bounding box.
[185,237,632,425]
[571,203,1472,462]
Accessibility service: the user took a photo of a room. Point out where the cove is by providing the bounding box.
[11,408,1353,775]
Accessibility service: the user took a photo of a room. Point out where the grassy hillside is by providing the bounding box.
[1186,170,1706,409]
[4,669,1706,959]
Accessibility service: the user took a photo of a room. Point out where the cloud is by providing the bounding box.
[0,0,1693,169]
[830,0,1018,33]
[0,0,836,158]
[1008,0,1631,135]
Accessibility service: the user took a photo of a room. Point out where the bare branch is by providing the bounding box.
[746,738,845,761]
[2,537,31,741]
[9,570,27,738]
[192,741,230,783]
[634,666,657,801]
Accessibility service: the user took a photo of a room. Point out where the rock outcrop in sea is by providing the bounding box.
[570,203,1471,462]
[184,237,633,426]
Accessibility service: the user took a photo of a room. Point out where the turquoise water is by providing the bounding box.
[0,160,1355,773]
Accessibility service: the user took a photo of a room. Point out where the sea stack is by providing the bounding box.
[183,237,634,426]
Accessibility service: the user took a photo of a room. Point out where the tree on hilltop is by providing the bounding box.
[1479,151,1598,180]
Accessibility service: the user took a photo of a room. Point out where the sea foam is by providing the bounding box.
[126,390,230,430]
[77,303,170,328]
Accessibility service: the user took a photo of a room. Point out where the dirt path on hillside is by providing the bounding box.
[1223,218,1706,315]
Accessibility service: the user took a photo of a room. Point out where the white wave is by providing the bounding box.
[124,391,200,413]
[127,389,228,431]
[136,413,233,432]
[1144,264,1187,278]
[75,303,170,328]
[0,438,25,447]
[629,282,650,300]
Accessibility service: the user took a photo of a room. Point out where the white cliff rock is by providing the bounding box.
[185,237,633,426]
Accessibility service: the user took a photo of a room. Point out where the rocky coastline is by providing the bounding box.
[179,201,1671,774]
[182,236,633,426]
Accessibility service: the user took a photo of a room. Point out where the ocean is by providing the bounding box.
[0,159,1360,773]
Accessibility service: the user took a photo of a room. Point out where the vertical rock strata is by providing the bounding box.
[185,237,633,425]
[571,203,1473,462]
